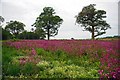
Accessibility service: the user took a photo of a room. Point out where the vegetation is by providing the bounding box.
[1,5,112,40]
[2,40,120,79]
[32,7,63,40]
[1,4,119,79]
[2,41,100,79]
[34,28,46,39]
[17,30,45,39]
[2,28,12,40]
[97,35,120,40]
[5,20,25,38]
[75,4,111,40]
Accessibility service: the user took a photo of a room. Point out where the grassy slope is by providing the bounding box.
[2,45,100,78]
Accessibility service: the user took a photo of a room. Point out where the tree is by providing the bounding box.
[0,16,5,40]
[32,7,63,40]
[31,27,46,39]
[75,4,111,40]
[2,28,12,40]
[18,31,38,39]
[5,20,25,38]
[18,30,45,40]
[0,16,4,26]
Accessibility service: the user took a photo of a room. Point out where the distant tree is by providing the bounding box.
[75,4,111,40]
[2,28,12,40]
[18,31,42,39]
[5,20,25,38]
[114,35,120,38]
[32,7,63,40]
[71,38,74,40]
[0,16,5,40]
[18,30,27,39]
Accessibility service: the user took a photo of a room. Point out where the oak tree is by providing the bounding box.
[32,7,63,40]
[5,20,25,38]
[75,4,111,40]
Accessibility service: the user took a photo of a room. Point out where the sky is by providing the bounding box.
[1,0,119,39]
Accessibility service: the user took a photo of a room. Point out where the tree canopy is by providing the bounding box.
[18,29,46,40]
[5,20,25,38]
[2,28,12,40]
[32,7,63,40]
[18,31,39,39]
[0,16,5,40]
[75,4,111,40]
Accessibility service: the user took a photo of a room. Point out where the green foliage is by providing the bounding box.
[2,45,100,78]
[34,28,46,39]
[5,20,25,38]
[2,46,20,76]
[2,28,12,40]
[2,46,17,65]
[32,7,63,40]
[36,61,49,71]
[0,16,12,40]
[75,4,111,39]
[21,62,39,76]
[18,31,41,39]
[35,49,100,78]
[5,63,20,76]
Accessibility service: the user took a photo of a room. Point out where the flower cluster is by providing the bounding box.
[3,40,120,78]
[19,48,39,65]
[31,48,37,56]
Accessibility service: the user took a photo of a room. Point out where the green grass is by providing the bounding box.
[2,46,100,79]
[36,49,100,78]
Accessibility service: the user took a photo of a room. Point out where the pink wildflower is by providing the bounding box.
[19,58,27,65]
[31,48,36,56]
[98,70,103,75]
[113,75,116,78]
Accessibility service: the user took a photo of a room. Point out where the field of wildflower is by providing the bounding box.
[2,39,120,79]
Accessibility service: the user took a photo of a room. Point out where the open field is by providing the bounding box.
[2,39,120,79]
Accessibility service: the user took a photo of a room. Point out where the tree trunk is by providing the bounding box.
[47,26,50,40]
[92,26,95,40]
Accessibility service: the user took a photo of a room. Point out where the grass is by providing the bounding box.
[2,45,100,79]
[36,49,100,78]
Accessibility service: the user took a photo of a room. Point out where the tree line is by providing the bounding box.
[0,4,111,40]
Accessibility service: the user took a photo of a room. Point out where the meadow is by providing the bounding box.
[2,39,120,79]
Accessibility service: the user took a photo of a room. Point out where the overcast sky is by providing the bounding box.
[1,0,119,39]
